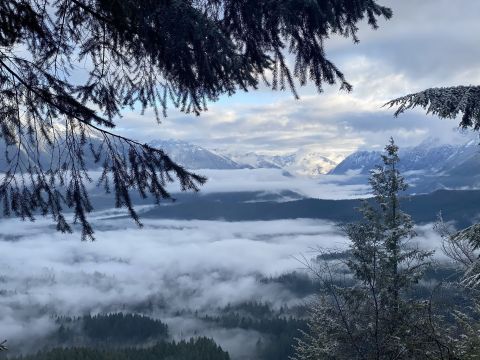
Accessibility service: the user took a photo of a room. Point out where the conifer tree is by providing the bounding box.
[293,139,453,359]
[387,86,480,132]
[387,65,480,359]
[435,217,480,359]
[0,0,392,238]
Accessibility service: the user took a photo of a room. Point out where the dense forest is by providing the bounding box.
[200,312,307,360]
[8,338,229,360]
[54,313,168,345]
[0,307,307,360]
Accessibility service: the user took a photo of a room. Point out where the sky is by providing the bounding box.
[113,0,480,159]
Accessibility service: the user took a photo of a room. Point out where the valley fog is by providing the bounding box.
[0,206,444,358]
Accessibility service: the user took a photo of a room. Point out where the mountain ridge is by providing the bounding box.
[329,138,480,176]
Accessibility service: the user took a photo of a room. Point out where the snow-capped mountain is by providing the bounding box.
[226,150,338,176]
[294,152,339,176]
[328,137,480,193]
[328,150,382,175]
[148,139,247,170]
[226,152,283,169]
[330,138,479,175]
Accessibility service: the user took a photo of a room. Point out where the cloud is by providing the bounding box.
[108,0,480,158]
[0,207,446,355]
[166,315,264,360]
[0,213,346,350]
[189,169,370,199]
[337,0,480,86]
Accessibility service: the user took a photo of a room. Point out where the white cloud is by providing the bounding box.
[0,215,344,346]
[107,0,480,159]
[0,209,445,353]
[192,169,370,199]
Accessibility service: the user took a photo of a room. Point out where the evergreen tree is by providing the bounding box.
[387,86,480,132]
[436,217,480,288]
[0,0,392,238]
[434,216,480,358]
[293,139,453,359]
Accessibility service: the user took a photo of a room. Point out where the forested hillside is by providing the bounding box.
[7,338,229,360]
[54,313,168,345]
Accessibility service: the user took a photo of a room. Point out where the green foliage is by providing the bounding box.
[52,305,309,360]
[347,138,432,318]
[386,75,480,360]
[260,272,321,297]
[450,302,480,359]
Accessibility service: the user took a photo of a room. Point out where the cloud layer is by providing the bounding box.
[0,213,344,349]
[0,209,446,356]
[112,0,480,158]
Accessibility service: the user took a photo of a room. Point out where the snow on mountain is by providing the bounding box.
[329,137,479,176]
[148,139,247,170]
[329,150,381,175]
[290,151,338,176]
[226,152,283,169]
[226,150,338,176]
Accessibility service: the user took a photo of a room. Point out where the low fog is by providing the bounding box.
[0,203,446,357]
[194,169,370,199]
[84,168,371,200]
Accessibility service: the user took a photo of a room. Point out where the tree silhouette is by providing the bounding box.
[0,0,392,238]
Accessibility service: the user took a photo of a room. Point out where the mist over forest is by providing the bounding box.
[0,176,464,359]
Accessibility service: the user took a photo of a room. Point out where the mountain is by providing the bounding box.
[148,139,247,170]
[0,131,105,171]
[0,134,338,174]
[328,138,480,193]
[293,151,339,176]
[0,136,246,172]
[226,150,338,176]
[330,138,479,176]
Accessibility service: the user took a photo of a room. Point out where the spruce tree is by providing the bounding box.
[293,139,452,359]
[0,0,392,238]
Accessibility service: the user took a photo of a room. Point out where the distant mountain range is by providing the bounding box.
[148,137,480,188]
[224,150,338,176]
[140,138,480,192]
[0,135,338,175]
[148,139,246,170]
[148,140,339,175]
[330,138,480,176]
[4,134,480,192]
[329,138,480,193]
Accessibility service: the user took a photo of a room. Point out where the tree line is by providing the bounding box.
[7,338,229,360]
[55,313,168,345]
